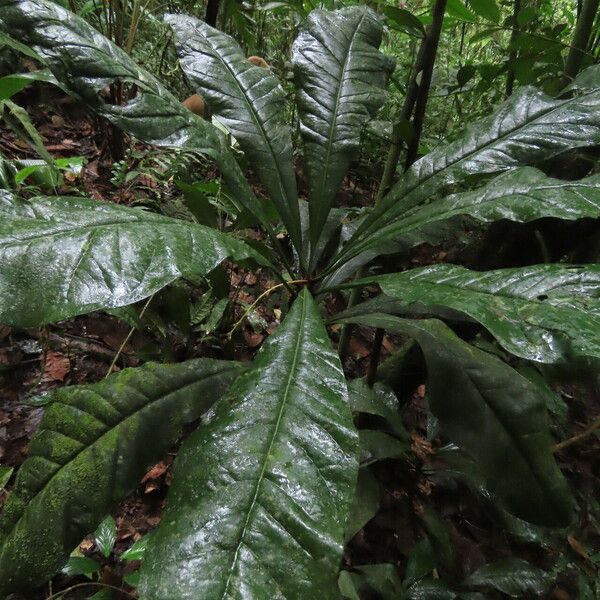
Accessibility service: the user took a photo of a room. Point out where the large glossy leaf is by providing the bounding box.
[357,264,600,363]
[139,289,358,599]
[0,191,266,326]
[166,14,303,256]
[333,314,573,527]
[292,6,394,264]
[335,67,600,268]
[0,358,242,597]
[340,167,600,253]
[0,0,274,233]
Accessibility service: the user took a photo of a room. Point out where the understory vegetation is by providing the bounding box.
[0,0,599,598]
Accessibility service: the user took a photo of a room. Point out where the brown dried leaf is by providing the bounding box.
[43,351,70,381]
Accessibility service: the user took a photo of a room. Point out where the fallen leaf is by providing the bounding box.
[50,114,65,128]
[43,351,70,382]
[567,535,590,560]
[349,337,370,358]
[144,481,160,494]
[243,328,264,348]
[141,462,168,483]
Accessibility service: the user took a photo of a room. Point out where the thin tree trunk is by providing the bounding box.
[205,0,220,26]
[403,0,447,168]
[561,0,600,87]
[505,0,521,97]
[338,0,447,371]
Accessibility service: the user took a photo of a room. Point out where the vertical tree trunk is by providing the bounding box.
[338,0,448,374]
[205,0,220,26]
[403,0,448,168]
[561,0,600,87]
[505,0,521,96]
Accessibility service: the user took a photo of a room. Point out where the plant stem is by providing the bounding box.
[105,294,154,377]
[45,582,135,600]
[124,0,143,54]
[375,38,427,204]
[227,279,307,338]
[553,415,600,452]
[561,0,600,87]
[205,0,220,27]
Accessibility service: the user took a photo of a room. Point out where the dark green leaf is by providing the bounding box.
[345,467,379,542]
[0,466,13,490]
[456,65,476,87]
[359,264,600,363]
[334,315,573,527]
[0,30,43,60]
[350,167,600,252]
[0,191,267,326]
[62,555,100,578]
[166,15,303,255]
[348,379,409,441]
[359,430,408,465]
[407,578,456,600]
[404,539,436,587]
[422,509,455,572]
[340,564,404,600]
[0,358,242,597]
[470,0,500,22]
[139,289,358,599]
[0,69,58,101]
[382,6,425,37]
[464,558,551,597]
[120,536,148,562]
[336,67,600,269]
[292,6,394,264]
[433,446,557,545]
[1,99,54,166]
[446,0,476,22]
[339,571,362,600]
[516,6,536,26]
[94,515,117,558]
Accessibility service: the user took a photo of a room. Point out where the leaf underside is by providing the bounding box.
[140,289,358,600]
[335,315,573,527]
[0,358,242,596]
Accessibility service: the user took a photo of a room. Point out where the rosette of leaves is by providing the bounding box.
[1,0,600,597]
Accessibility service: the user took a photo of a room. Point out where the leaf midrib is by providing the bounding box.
[188,24,299,242]
[380,273,600,314]
[1,213,224,248]
[348,85,600,251]
[220,293,307,599]
[0,363,237,541]
[309,11,367,251]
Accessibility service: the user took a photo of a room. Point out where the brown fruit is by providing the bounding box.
[182,93,207,118]
[247,55,269,68]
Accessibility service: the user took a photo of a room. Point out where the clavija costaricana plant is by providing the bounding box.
[1,0,600,597]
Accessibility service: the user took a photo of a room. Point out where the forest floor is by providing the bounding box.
[1,88,599,600]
